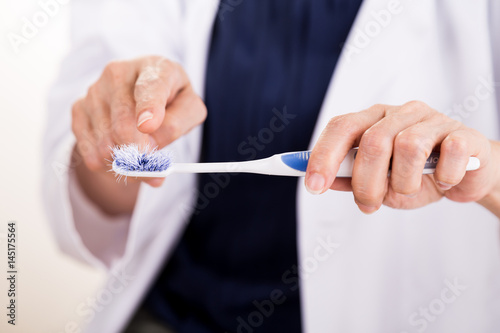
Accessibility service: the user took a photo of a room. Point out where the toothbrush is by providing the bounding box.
[111,144,481,178]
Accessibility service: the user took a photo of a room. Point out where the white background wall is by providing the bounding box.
[0,1,104,332]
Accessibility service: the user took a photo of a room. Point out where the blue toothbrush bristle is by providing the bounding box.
[112,144,172,172]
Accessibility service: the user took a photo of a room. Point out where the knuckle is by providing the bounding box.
[360,130,391,158]
[162,116,182,140]
[104,61,126,82]
[105,60,122,73]
[310,141,333,166]
[77,139,92,156]
[442,134,468,156]
[394,132,432,159]
[398,100,435,118]
[97,118,112,136]
[326,115,344,127]
[196,98,208,122]
[186,92,207,123]
[326,115,358,137]
[434,112,461,130]
[367,103,391,116]
[86,83,99,98]
[434,111,450,122]
[369,103,386,112]
[402,100,427,111]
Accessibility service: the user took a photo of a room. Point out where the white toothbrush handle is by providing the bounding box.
[172,149,480,177]
[170,155,303,176]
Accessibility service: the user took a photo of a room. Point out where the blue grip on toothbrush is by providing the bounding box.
[280,151,311,172]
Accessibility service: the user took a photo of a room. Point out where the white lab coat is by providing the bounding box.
[43,0,500,332]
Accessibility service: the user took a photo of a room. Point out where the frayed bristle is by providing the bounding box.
[112,144,172,172]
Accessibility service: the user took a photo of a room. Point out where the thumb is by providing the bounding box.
[134,60,188,134]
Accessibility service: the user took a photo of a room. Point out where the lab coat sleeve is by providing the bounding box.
[42,0,185,270]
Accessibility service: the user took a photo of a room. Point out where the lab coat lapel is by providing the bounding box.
[299,0,412,330]
[297,0,499,332]
[182,0,219,157]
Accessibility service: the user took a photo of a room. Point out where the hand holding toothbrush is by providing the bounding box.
[71,56,207,215]
[305,102,500,216]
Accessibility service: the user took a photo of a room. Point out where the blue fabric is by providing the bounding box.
[144,1,362,332]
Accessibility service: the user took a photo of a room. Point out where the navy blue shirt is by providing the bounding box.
[145,1,362,332]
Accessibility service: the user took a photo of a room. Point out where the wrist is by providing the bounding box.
[478,190,500,218]
[477,141,500,218]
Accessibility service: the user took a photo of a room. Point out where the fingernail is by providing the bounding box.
[137,111,153,127]
[436,181,453,191]
[306,173,325,195]
[357,203,378,214]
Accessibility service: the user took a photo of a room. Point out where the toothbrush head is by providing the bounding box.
[111,144,172,177]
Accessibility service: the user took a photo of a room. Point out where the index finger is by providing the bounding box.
[305,105,388,194]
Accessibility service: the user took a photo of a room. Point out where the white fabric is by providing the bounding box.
[42,0,500,332]
[68,171,130,268]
